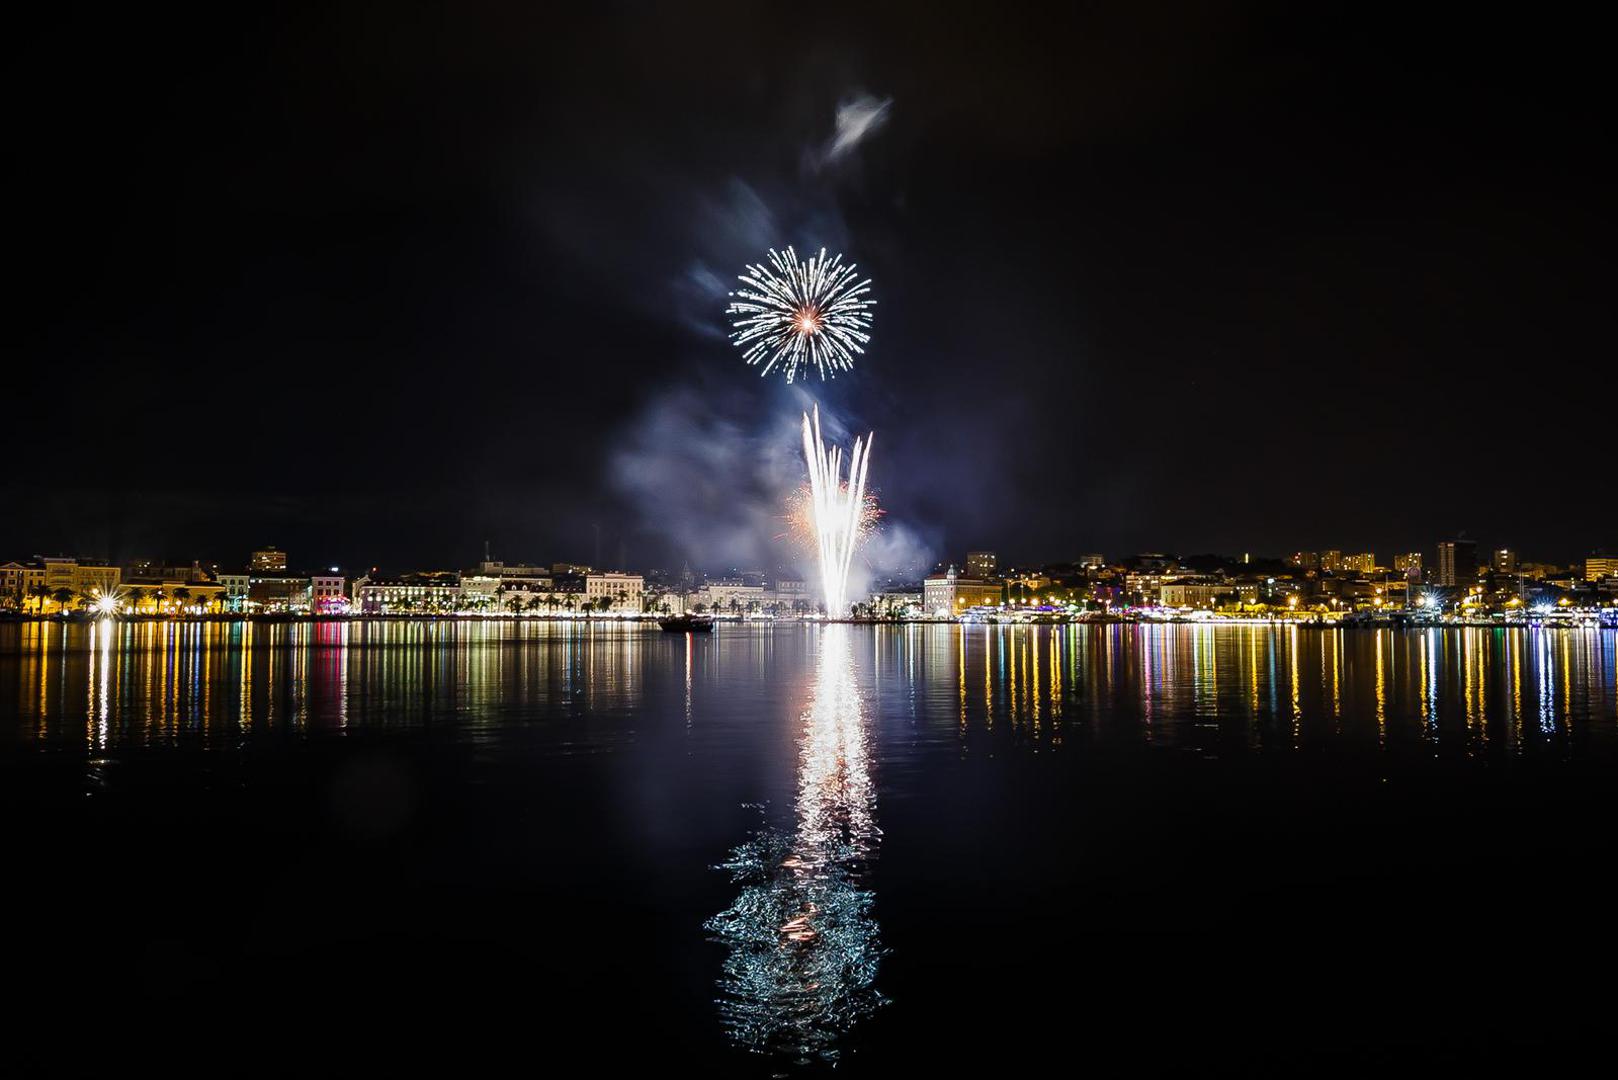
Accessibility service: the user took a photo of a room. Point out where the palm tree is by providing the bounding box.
[51,587,74,615]
[28,583,50,615]
[173,587,191,616]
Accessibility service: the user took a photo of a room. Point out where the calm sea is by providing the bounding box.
[5,620,1617,1072]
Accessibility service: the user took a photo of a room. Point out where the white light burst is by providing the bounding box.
[802,406,872,618]
[727,246,874,383]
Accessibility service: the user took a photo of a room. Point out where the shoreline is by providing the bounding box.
[1,613,1611,631]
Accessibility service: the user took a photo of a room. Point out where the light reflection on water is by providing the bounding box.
[5,619,1618,1066]
[706,624,884,1064]
[4,621,1616,760]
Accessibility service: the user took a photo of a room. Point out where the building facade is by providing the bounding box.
[923,567,1002,616]
[699,580,764,613]
[584,572,644,613]
[1436,541,1478,587]
[1159,580,1260,608]
[356,577,464,614]
[1341,553,1376,574]
[1586,556,1618,582]
[965,551,998,579]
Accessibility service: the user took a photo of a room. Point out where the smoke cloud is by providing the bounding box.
[610,380,934,588]
[817,94,893,169]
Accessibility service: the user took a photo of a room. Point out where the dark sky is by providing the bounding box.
[7,3,1613,573]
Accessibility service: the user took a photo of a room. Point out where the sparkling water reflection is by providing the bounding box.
[8,622,1614,760]
[4,620,1618,1069]
[706,625,885,1063]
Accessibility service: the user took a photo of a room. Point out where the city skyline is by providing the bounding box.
[5,534,1613,580]
[6,535,1614,624]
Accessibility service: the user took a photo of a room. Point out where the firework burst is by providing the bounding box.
[778,483,883,557]
[726,246,874,383]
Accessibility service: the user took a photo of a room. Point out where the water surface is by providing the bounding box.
[5,620,1617,1071]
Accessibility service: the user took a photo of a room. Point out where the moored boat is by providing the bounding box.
[658,614,714,632]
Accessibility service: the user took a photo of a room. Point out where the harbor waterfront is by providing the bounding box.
[6,618,1618,1070]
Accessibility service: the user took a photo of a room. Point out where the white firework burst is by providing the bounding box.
[726,246,875,383]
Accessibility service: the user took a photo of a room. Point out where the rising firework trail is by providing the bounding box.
[802,406,872,618]
[727,247,875,383]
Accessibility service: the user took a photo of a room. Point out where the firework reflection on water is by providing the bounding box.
[705,625,885,1063]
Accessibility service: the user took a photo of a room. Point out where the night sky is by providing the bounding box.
[8,4,1613,573]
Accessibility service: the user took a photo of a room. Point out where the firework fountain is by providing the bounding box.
[728,247,878,617]
[800,406,872,618]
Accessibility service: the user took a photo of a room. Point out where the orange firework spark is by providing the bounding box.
[777,483,883,556]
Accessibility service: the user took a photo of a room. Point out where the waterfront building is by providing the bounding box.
[307,574,346,612]
[1320,550,1344,573]
[40,557,121,597]
[476,561,555,593]
[2,557,126,611]
[1587,555,1618,582]
[584,572,644,613]
[1494,549,1518,574]
[923,566,1002,616]
[699,579,765,614]
[458,574,503,609]
[1079,553,1105,569]
[1124,571,1180,604]
[0,562,42,608]
[1436,540,1478,586]
[217,573,250,609]
[248,573,301,611]
[1289,551,1320,570]
[1159,580,1258,609]
[122,580,227,614]
[356,575,463,614]
[870,585,924,617]
[766,576,811,614]
[1394,552,1423,573]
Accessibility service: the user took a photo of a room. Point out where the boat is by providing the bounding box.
[658,614,714,632]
